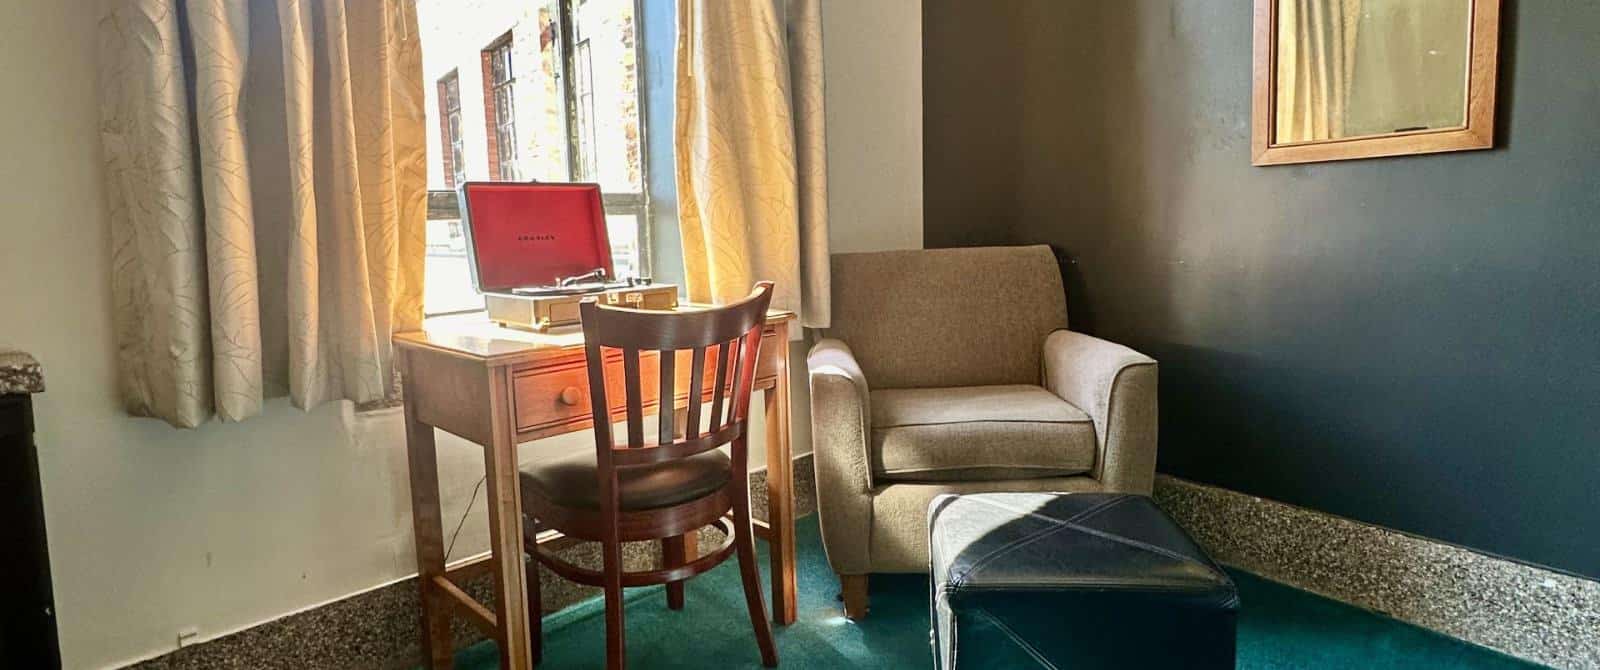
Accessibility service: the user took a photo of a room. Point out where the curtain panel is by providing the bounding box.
[99,0,426,428]
[675,0,831,328]
[1275,0,1363,143]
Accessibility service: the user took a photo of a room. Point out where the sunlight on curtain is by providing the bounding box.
[674,0,830,328]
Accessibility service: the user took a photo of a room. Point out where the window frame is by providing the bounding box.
[436,70,465,189]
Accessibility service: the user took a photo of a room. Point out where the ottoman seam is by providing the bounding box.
[952,495,1130,589]
[973,607,1061,670]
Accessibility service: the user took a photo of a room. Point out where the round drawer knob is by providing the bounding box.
[559,387,583,406]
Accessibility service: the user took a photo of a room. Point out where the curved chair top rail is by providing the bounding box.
[578,282,774,351]
[579,282,776,464]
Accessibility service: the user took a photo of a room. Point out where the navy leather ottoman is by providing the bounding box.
[929,492,1238,669]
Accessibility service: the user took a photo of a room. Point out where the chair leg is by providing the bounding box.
[732,486,779,667]
[603,530,626,669]
[840,574,869,620]
[663,530,696,610]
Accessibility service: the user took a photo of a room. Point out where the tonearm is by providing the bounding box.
[556,268,609,287]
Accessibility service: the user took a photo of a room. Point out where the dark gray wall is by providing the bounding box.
[924,0,1600,578]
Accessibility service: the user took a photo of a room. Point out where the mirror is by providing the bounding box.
[1252,0,1500,165]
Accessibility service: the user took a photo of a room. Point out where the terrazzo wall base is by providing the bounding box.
[1154,475,1600,669]
[125,460,1596,669]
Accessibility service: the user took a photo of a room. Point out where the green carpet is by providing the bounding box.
[455,516,1540,669]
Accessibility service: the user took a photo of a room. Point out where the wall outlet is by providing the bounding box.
[176,627,200,648]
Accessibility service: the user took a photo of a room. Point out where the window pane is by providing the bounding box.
[424,215,484,314]
[605,211,640,279]
[571,0,641,192]
[527,2,571,182]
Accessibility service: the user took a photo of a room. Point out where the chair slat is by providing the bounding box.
[658,349,675,445]
[709,342,730,429]
[721,336,743,428]
[623,348,644,448]
[687,346,706,438]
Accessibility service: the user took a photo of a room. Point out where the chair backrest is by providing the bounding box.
[578,282,775,469]
[821,245,1068,389]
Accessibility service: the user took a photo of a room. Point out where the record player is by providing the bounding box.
[458,181,678,332]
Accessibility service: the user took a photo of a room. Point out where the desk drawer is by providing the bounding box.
[513,355,660,432]
[513,331,783,434]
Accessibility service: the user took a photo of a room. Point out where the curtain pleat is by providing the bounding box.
[188,0,264,421]
[675,0,831,328]
[1275,0,1363,143]
[99,0,425,428]
[100,1,215,428]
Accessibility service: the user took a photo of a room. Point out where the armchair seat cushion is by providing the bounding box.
[870,385,1096,482]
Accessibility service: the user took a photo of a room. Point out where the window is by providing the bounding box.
[417,0,649,316]
[484,36,520,181]
[436,71,465,189]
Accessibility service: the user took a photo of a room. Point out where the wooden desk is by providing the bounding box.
[394,309,798,669]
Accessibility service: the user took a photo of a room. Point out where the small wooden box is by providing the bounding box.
[486,284,680,332]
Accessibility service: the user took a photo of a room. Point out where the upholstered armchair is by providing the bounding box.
[807,245,1159,618]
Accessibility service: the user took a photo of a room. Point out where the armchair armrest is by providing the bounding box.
[1041,329,1158,494]
[807,338,876,574]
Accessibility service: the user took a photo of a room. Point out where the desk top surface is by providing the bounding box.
[395,306,795,366]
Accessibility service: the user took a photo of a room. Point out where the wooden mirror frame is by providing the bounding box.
[1251,0,1501,166]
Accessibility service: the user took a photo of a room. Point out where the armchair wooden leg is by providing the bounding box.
[840,574,869,620]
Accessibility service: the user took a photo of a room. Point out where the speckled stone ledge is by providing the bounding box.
[1154,474,1600,669]
[0,348,44,395]
[127,455,820,670]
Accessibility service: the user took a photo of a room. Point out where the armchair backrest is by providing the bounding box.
[822,245,1069,389]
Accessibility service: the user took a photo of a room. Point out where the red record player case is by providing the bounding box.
[456,181,613,293]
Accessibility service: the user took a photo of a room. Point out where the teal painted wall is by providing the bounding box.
[923,0,1600,578]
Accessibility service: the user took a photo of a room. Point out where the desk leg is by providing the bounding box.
[487,367,535,668]
[403,362,454,669]
[763,333,798,625]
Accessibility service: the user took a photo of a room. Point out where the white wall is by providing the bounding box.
[0,1,921,667]
[821,0,924,253]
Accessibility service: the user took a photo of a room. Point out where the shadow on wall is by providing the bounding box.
[1021,1,1175,339]
[921,0,1028,247]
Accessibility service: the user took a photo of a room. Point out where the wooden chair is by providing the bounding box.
[519,282,779,669]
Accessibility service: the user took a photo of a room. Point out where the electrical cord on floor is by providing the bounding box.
[443,475,486,563]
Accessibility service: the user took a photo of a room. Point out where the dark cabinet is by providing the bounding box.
[0,393,60,668]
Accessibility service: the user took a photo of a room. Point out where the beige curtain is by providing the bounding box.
[1276,0,1363,143]
[675,0,830,328]
[98,0,426,428]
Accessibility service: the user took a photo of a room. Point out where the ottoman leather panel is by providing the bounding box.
[930,492,1238,669]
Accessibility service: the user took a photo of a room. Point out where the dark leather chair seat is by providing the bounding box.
[519,448,731,512]
[930,492,1238,669]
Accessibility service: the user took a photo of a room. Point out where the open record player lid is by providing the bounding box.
[457,181,613,294]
